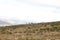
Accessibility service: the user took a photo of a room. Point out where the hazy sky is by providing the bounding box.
[0,0,60,23]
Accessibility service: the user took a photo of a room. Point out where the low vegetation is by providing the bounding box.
[0,21,60,40]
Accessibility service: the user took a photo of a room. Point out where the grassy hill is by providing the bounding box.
[0,21,60,40]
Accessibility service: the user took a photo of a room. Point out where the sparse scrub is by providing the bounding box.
[0,21,60,40]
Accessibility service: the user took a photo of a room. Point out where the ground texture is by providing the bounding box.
[0,21,60,40]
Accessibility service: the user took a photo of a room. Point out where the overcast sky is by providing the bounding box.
[0,0,60,23]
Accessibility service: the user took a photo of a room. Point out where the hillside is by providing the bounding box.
[0,21,60,40]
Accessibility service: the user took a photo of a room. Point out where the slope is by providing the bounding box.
[0,21,60,40]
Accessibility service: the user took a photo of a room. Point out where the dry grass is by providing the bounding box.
[0,21,60,40]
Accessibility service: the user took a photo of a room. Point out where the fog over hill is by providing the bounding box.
[0,18,26,26]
